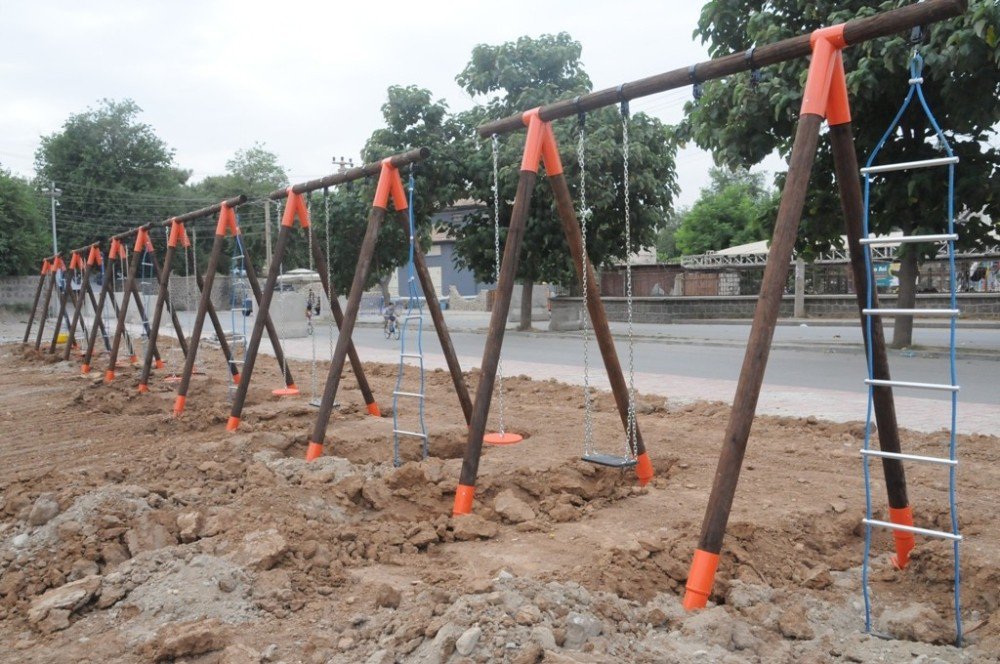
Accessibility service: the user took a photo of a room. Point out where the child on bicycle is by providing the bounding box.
[382,301,397,333]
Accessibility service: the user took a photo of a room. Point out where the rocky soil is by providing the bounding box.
[0,338,997,663]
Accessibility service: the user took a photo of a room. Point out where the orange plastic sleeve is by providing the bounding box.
[133,228,149,253]
[682,549,721,610]
[888,506,916,570]
[216,205,239,236]
[540,124,564,177]
[40,259,50,275]
[104,370,115,383]
[137,384,149,393]
[155,359,165,369]
[372,161,396,209]
[519,110,546,173]
[81,363,90,374]
[225,416,240,432]
[173,395,186,416]
[453,484,476,515]
[801,24,847,118]
[305,441,324,462]
[825,53,852,126]
[635,452,654,486]
[367,402,381,417]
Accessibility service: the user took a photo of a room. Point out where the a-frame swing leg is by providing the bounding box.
[150,250,190,359]
[34,265,59,350]
[304,164,405,460]
[63,253,93,360]
[549,170,654,480]
[138,220,186,392]
[22,263,48,344]
[829,121,913,568]
[308,225,381,414]
[47,264,75,354]
[105,234,145,381]
[683,27,850,610]
[82,253,117,374]
[127,267,163,366]
[392,210,474,425]
[242,242,298,392]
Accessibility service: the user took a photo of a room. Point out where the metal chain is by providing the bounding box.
[622,103,638,460]
[306,195,317,401]
[491,133,506,435]
[190,228,198,311]
[577,119,595,456]
[324,188,334,360]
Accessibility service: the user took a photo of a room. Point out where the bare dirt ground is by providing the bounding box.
[1,334,998,663]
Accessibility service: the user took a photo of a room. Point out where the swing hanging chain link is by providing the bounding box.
[577,119,595,457]
[492,133,506,436]
[621,102,638,460]
[306,194,317,401]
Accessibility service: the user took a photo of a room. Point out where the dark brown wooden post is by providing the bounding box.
[304,196,392,459]
[829,121,915,568]
[61,250,91,359]
[33,257,60,350]
[308,223,380,413]
[391,210,473,425]
[241,241,298,390]
[150,251,189,359]
[197,256,241,383]
[105,231,148,381]
[548,172,653,482]
[23,259,51,344]
[138,220,186,393]
[47,257,77,354]
[82,248,117,374]
[173,205,239,415]
[65,246,104,362]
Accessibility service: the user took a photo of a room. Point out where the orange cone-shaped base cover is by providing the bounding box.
[682,549,721,610]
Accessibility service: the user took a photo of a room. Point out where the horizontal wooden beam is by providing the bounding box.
[269,147,430,200]
[476,0,966,137]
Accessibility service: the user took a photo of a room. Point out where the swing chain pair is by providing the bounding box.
[491,133,507,435]
[621,102,638,460]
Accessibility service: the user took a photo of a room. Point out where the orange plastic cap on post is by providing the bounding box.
[682,549,721,610]
[155,359,165,370]
[801,24,847,119]
[519,109,547,174]
[372,161,408,211]
[173,395,186,417]
[81,363,90,374]
[104,370,115,383]
[635,452,654,486]
[87,245,102,266]
[40,259,50,275]
[888,506,916,570]
[168,219,190,248]
[232,373,240,385]
[129,354,138,364]
[367,402,381,417]
[539,123,564,177]
[305,441,324,462]
[133,228,150,253]
[225,416,240,432]
[281,190,311,229]
[137,383,149,394]
[215,204,240,237]
[453,484,476,516]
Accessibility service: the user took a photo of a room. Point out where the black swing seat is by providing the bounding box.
[582,453,637,469]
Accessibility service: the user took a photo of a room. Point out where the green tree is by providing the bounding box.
[655,210,683,262]
[680,0,1000,347]
[0,168,49,276]
[189,143,290,274]
[673,167,773,255]
[34,99,192,252]
[319,86,466,299]
[451,33,678,329]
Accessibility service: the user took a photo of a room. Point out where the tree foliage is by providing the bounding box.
[33,99,191,251]
[679,0,1000,344]
[673,167,773,255]
[450,33,679,288]
[0,168,49,276]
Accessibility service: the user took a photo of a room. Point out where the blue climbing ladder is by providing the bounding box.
[391,171,428,467]
[859,53,963,645]
[228,231,251,402]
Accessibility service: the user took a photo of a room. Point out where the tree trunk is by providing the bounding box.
[891,248,919,348]
[378,274,392,308]
[518,279,533,331]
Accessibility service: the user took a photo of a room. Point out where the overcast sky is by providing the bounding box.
[0,0,772,208]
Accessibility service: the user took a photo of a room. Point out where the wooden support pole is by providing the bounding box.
[126,264,163,366]
[34,267,58,350]
[829,121,914,568]
[62,254,95,360]
[304,205,387,459]
[22,265,48,344]
[137,237,181,392]
[151,251,189,358]
[47,267,75,354]
[453,169,537,514]
[548,172,653,481]
[391,210,473,425]
[308,226,378,410]
[198,260,241,383]
[105,242,144,380]
[684,113,824,609]
[81,261,116,373]
[225,224,295,427]
[242,242,296,388]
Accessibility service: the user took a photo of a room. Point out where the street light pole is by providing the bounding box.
[42,181,62,255]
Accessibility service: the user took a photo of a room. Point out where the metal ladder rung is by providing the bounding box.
[862,308,959,317]
[863,518,962,542]
[392,391,424,399]
[402,315,422,321]
[393,429,427,439]
[860,233,957,246]
[865,379,959,392]
[401,353,423,359]
[582,453,637,469]
[860,449,957,466]
[860,156,959,175]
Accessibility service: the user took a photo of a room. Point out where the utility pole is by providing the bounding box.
[42,181,62,254]
[332,156,354,173]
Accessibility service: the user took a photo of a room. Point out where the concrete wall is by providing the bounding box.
[550,292,1000,327]
[0,275,45,307]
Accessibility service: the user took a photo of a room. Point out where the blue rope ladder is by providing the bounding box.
[860,53,963,646]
